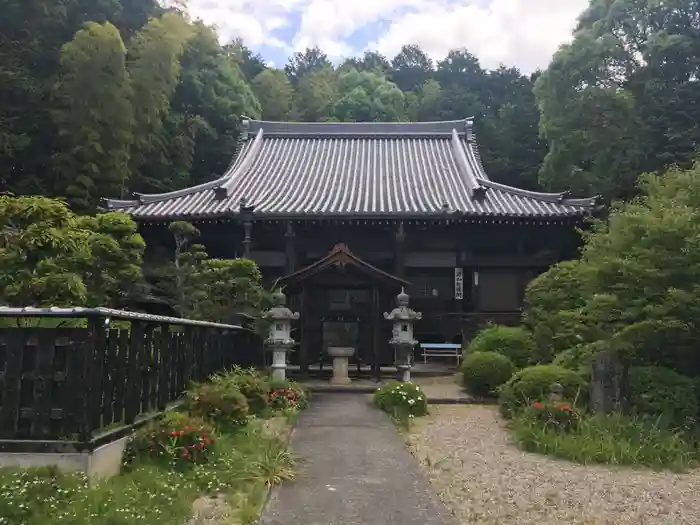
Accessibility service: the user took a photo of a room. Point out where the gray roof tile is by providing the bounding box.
[104,118,599,219]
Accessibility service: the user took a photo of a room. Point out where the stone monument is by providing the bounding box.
[262,290,299,382]
[591,350,626,413]
[384,289,422,382]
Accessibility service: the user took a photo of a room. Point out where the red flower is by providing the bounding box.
[533,402,543,409]
[170,431,178,437]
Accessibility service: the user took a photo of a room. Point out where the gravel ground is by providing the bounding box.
[413,375,470,401]
[406,405,700,525]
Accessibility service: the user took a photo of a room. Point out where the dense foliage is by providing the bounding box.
[152,221,267,321]
[498,365,588,418]
[461,351,515,396]
[0,195,145,308]
[465,325,535,368]
[536,0,700,200]
[523,162,700,381]
[627,366,699,426]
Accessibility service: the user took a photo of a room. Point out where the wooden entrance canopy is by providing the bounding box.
[278,244,408,380]
[278,243,409,288]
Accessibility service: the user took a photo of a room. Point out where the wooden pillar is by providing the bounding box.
[394,221,406,278]
[239,198,254,258]
[284,221,296,274]
[299,286,308,379]
[372,285,381,382]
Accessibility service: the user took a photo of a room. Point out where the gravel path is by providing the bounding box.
[406,405,700,525]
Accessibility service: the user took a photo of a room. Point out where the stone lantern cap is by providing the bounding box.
[262,290,300,321]
[383,288,422,321]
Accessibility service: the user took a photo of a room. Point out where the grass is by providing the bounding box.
[510,411,700,472]
[0,417,295,525]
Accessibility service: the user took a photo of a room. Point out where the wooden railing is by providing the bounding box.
[0,307,262,451]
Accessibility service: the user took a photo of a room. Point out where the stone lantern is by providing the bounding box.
[384,289,422,382]
[262,290,299,382]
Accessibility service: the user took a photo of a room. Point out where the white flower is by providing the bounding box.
[408,399,415,405]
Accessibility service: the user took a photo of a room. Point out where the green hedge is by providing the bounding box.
[498,364,588,418]
[467,325,535,368]
[628,366,698,425]
[461,351,515,396]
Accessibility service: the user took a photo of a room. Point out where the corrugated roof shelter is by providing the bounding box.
[103,117,599,220]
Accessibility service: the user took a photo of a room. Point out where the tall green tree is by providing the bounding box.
[227,38,267,80]
[536,0,700,199]
[252,69,298,121]
[0,0,161,196]
[154,23,261,188]
[127,12,193,181]
[477,68,547,190]
[296,66,339,121]
[52,21,134,211]
[332,68,405,122]
[340,51,391,75]
[0,195,145,308]
[390,44,434,92]
[285,46,332,86]
[405,79,444,121]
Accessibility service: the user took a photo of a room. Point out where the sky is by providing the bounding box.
[186,0,590,73]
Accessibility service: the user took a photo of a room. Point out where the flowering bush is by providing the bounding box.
[128,412,217,466]
[269,388,300,410]
[184,381,249,428]
[374,381,428,424]
[525,400,581,432]
[268,380,309,412]
[211,366,271,415]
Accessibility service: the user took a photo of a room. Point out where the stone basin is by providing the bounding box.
[327,346,355,385]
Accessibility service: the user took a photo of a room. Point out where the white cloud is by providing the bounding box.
[370,0,589,71]
[183,0,589,72]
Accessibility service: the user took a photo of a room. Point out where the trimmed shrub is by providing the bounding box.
[467,325,535,368]
[498,364,587,418]
[627,366,698,425]
[461,351,515,396]
[184,381,249,428]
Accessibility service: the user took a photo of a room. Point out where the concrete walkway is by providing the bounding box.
[259,394,454,525]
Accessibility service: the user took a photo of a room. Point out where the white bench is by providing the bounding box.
[419,343,462,365]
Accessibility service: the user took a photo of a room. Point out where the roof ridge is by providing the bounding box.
[247,117,474,137]
[465,122,490,181]
[113,128,263,207]
[450,128,481,191]
[218,128,266,197]
[479,178,599,206]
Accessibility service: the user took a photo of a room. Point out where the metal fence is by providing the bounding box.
[0,307,263,451]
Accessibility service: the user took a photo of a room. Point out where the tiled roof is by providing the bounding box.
[104,118,599,219]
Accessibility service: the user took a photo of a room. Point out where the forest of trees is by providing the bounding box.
[3,0,697,212]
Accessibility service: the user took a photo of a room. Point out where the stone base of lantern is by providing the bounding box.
[266,340,294,382]
[392,341,416,382]
[327,346,355,385]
